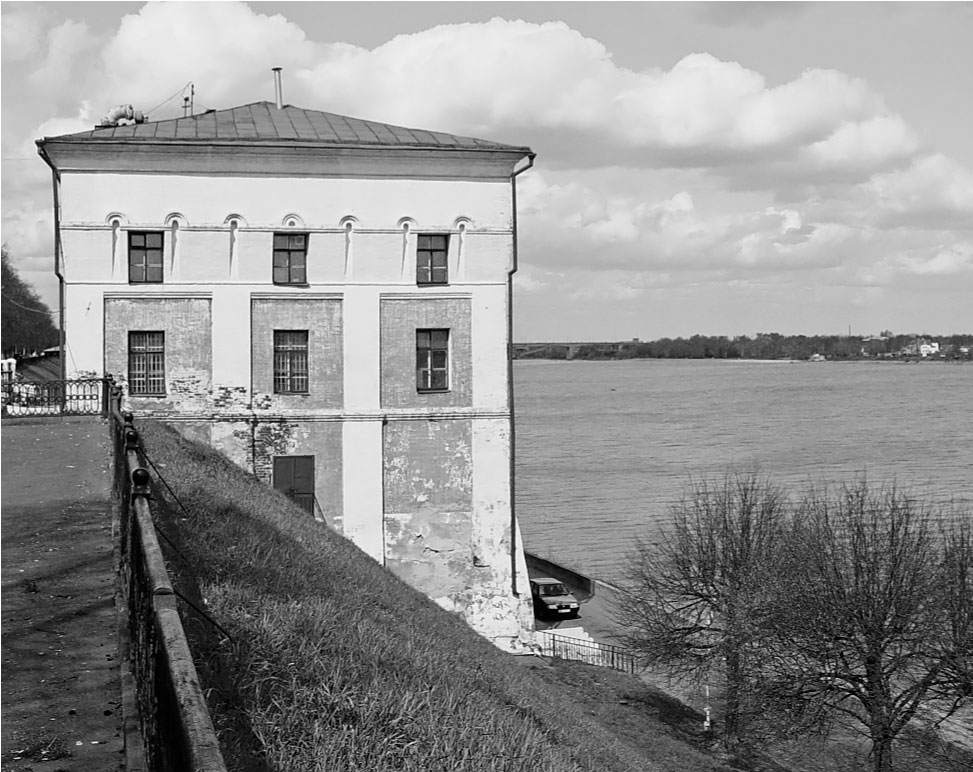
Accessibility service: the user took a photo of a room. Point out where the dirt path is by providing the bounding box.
[2,419,123,771]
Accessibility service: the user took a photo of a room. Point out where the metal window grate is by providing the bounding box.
[416,328,449,391]
[129,332,165,395]
[416,234,449,285]
[274,330,309,393]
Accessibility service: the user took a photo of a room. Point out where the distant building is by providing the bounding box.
[919,341,940,357]
[860,336,889,357]
[36,82,537,651]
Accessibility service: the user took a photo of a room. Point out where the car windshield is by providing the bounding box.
[540,583,567,597]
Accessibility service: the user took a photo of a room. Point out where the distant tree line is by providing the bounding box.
[519,333,973,361]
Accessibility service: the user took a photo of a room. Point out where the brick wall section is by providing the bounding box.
[210,419,344,526]
[379,298,472,410]
[104,297,212,413]
[251,298,343,412]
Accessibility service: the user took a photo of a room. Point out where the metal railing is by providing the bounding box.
[538,631,641,675]
[110,391,227,772]
[2,377,111,417]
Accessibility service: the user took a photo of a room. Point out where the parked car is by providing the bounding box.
[530,577,580,619]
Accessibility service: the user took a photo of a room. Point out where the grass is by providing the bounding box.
[137,423,973,772]
[139,421,725,772]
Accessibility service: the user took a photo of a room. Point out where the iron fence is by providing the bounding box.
[538,631,641,675]
[110,394,227,772]
[2,378,110,417]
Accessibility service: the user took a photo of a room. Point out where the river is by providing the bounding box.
[513,359,972,582]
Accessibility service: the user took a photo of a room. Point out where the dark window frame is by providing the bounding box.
[416,233,449,286]
[273,232,308,285]
[416,328,449,392]
[274,330,309,394]
[128,231,164,284]
[128,331,165,396]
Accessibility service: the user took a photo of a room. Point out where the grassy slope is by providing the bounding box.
[140,422,725,772]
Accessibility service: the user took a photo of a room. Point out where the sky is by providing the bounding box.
[2,1,972,341]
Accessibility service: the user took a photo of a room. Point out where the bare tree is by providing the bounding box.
[766,480,972,772]
[612,470,788,749]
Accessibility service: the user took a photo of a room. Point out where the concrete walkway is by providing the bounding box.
[2,418,124,771]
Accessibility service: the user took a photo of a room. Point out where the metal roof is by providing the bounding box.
[44,101,531,153]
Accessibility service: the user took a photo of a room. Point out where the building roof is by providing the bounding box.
[42,101,531,154]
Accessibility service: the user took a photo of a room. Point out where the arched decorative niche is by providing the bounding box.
[106,214,126,279]
[164,213,186,278]
[453,217,471,280]
[223,213,248,228]
[339,217,358,278]
[280,213,306,229]
[398,218,417,280]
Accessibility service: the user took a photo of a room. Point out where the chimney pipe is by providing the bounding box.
[272,67,283,109]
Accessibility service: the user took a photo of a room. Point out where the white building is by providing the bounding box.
[36,89,537,651]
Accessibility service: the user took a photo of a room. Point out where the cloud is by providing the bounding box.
[97,2,323,114]
[1,5,50,62]
[29,19,96,88]
[862,155,973,230]
[804,115,918,170]
[518,171,851,277]
[291,21,908,180]
[2,3,969,335]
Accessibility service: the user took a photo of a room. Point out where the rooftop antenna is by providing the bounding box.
[272,67,284,109]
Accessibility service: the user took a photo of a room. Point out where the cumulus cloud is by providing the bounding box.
[96,2,323,115]
[862,155,973,229]
[518,171,851,277]
[289,19,912,182]
[1,5,50,62]
[2,3,970,334]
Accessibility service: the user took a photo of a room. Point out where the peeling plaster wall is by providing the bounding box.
[104,296,212,413]
[210,418,343,526]
[56,165,535,651]
[384,418,535,653]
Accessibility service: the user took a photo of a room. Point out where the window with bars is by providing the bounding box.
[416,234,449,285]
[273,233,308,285]
[416,329,449,392]
[128,231,164,283]
[274,330,309,393]
[128,332,165,395]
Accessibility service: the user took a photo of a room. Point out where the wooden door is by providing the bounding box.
[273,455,315,515]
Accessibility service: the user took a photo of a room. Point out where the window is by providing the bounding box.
[128,332,165,395]
[416,329,449,392]
[128,231,164,283]
[273,232,308,285]
[274,330,309,393]
[416,234,449,285]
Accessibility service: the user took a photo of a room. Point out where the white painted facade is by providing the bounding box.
[39,107,537,652]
